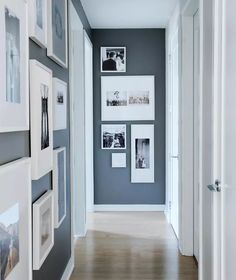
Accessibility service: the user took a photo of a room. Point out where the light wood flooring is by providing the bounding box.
[70,212,198,280]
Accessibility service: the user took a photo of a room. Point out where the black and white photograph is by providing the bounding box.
[5,7,20,104]
[48,0,68,67]
[135,138,150,169]
[0,204,20,280]
[129,91,150,105]
[106,91,127,107]
[101,47,126,72]
[57,91,64,104]
[41,83,49,150]
[102,124,126,149]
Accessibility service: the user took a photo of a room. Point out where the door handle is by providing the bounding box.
[207,180,221,192]
[171,155,179,159]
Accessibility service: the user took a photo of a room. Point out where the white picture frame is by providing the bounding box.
[102,124,126,150]
[29,0,47,48]
[131,125,155,183]
[33,190,54,270]
[101,76,155,121]
[112,153,127,168]
[53,78,67,130]
[53,147,67,228]
[47,0,68,68]
[0,158,32,280]
[30,60,53,180]
[0,0,29,132]
[101,46,126,73]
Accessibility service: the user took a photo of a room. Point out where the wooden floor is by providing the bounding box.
[70,212,198,280]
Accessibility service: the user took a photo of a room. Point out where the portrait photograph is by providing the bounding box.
[101,47,126,72]
[102,124,126,150]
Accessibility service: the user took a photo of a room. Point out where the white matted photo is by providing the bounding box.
[0,158,32,280]
[101,47,126,72]
[30,60,53,180]
[29,0,47,48]
[102,124,126,150]
[112,153,127,168]
[47,0,68,68]
[131,125,154,183]
[53,147,66,228]
[53,78,67,130]
[33,190,54,271]
[0,0,29,132]
[101,76,155,121]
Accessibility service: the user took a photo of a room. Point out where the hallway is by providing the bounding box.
[70,212,198,280]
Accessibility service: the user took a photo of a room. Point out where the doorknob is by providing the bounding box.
[207,180,221,192]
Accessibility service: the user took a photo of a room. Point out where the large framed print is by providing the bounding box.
[33,190,54,270]
[29,0,47,48]
[30,60,53,180]
[47,0,68,68]
[53,147,66,228]
[102,124,126,150]
[0,158,32,280]
[101,47,126,73]
[53,78,67,130]
[131,125,154,183]
[0,0,29,132]
[101,76,155,121]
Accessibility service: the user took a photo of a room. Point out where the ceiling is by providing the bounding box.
[80,0,178,29]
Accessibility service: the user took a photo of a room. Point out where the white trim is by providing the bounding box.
[61,257,74,280]
[94,205,165,212]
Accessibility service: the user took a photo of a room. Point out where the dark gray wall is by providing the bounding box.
[93,29,166,205]
[0,1,90,280]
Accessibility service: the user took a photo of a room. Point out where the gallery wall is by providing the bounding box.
[93,29,166,205]
[0,1,90,280]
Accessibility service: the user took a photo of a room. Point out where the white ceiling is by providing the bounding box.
[80,0,178,29]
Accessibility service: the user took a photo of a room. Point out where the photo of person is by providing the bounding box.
[102,125,126,149]
[106,91,127,106]
[135,138,150,169]
[101,47,126,72]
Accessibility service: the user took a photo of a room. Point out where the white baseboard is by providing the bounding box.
[94,204,165,212]
[61,257,74,280]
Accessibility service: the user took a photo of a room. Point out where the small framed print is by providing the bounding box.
[29,0,47,48]
[112,153,126,168]
[33,190,54,270]
[53,147,66,228]
[101,47,126,73]
[102,124,126,150]
[53,78,67,130]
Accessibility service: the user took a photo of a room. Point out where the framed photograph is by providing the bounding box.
[101,47,126,72]
[53,78,67,130]
[101,76,155,121]
[0,158,32,280]
[112,153,127,168]
[53,147,66,228]
[131,125,154,183]
[33,190,54,270]
[29,0,47,48]
[102,124,126,150]
[30,60,53,180]
[0,0,29,132]
[47,0,68,68]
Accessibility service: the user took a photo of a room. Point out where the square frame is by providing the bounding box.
[0,158,32,280]
[101,46,126,73]
[101,124,127,150]
[112,153,127,168]
[53,147,67,228]
[33,190,54,270]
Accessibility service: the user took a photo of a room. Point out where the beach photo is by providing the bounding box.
[101,47,126,72]
[106,91,127,107]
[129,91,150,105]
[102,124,126,149]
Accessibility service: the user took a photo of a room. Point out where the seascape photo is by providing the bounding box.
[135,138,150,169]
[41,209,51,247]
[102,125,126,149]
[101,47,126,72]
[41,83,49,150]
[5,7,20,104]
[0,204,20,280]
[36,0,43,29]
[106,91,127,107]
[129,91,150,105]
[58,151,66,222]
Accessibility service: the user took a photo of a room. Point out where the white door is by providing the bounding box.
[84,32,94,213]
[193,10,200,262]
[170,30,179,238]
